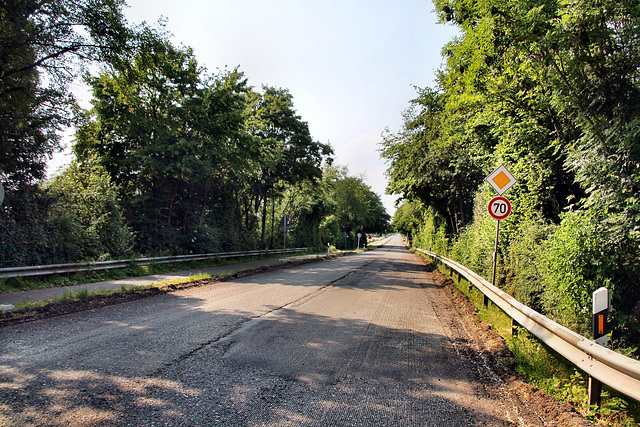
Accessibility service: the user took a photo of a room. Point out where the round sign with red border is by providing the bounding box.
[488,196,511,220]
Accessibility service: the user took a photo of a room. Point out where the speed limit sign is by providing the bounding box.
[488,196,511,220]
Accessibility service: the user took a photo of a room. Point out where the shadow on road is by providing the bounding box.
[1,287,507,426]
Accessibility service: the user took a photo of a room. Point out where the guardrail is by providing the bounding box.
[414,248,640,403]
[367,235,394,248]
[0,248,310,279]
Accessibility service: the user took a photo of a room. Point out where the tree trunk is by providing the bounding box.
[167,181,179,226]
[260,190,268,247]
[447,206,458,234]
[456,180,467,226]
[271,196,275,249]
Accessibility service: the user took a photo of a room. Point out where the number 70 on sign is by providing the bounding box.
[488,196,512,220]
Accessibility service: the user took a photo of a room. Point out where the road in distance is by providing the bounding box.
[2,235,530,426]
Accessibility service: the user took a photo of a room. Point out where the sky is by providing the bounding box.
[50,0,459,217]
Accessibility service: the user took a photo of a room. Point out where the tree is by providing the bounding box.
[380,88,483,232]
[392,201,423,245]
[432,0,640,343]
[0,0,132,187]
[322,165,390,243]
[75,34,200,251]
[75,32,257,253]
[245,86,333,247]
[381,0,640,349]
[46,162,132,261]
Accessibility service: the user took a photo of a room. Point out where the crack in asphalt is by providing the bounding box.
[151,265,367,376]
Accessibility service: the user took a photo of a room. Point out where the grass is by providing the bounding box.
[11,272,219,311]
[0,250,315,294]
[431,258,640,427]
[4,252,332,313]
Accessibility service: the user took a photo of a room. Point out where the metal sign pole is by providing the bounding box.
[486,219,500,307]
[491,219,500,287]
[486,195,512,307]
[280,214,290,260]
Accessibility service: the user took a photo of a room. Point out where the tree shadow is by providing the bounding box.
[1,290,510,426]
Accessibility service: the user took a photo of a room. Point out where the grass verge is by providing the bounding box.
[432,259,639,427]
[0,250,315,294]
[10,272,216,311]
[0,254,342,327]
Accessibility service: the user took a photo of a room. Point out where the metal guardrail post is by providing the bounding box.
[511,318,519,337]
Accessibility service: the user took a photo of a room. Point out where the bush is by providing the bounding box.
[541,212,617,335]
[47,163,133,262]
[0,186,62,267]
[506,215,554,312]
[450,192,501,280]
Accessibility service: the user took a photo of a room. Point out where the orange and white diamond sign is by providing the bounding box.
[485,164,516,195]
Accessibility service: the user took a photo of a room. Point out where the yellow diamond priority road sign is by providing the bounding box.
[486,164,516,195]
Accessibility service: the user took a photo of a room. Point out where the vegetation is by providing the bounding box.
[0,249,311,294]
[436,262,640,426]
[0,0,390,271]
[382,0,640,356]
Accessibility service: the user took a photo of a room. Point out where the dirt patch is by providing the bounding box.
[430,267,595,427]
[0,256,341,328]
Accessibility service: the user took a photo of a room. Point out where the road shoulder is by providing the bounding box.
[431,266,594,427]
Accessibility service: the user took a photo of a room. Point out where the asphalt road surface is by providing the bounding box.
[1,235,523,426]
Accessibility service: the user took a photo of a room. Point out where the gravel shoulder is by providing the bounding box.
[430,266,594,427]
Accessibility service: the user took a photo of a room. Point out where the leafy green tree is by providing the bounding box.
[321,165,389,246]
[363,189,391,234]
[0,0,132,187]
[381,0,640,351]
[392,201,423,245]
[0,162,131,267]
[245,86,333,247]
[46,162,132,261]
[380,88,483,232]
[0,0,135,267]
[432,0,640,344]
[75,32,256,253]
[75,34,200,252]
[274,180,329,249]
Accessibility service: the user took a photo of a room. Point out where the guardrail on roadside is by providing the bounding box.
[0,248,310,279]
[414,248,640,403]
[365,235,394,248]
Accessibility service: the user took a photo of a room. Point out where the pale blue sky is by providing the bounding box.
[53,0,459,216]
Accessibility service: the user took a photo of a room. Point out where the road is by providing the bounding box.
[1,235,522,426]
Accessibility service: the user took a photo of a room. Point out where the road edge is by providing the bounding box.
[0,254,347,328]
[429,265,595,427]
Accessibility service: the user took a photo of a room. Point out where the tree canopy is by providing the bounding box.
[383,0,640,352]
[0,0,133,187]
[1,6,389,265]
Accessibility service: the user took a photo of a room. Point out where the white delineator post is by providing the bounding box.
[589,287,610,407]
